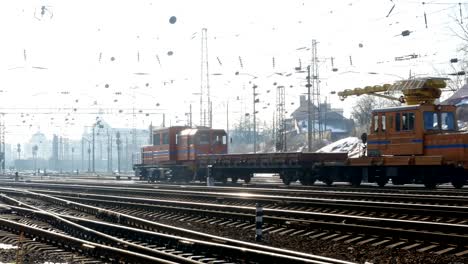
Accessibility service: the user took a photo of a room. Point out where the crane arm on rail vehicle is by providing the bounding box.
[337,77,447,105]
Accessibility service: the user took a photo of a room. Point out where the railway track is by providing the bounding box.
[0,185,467,263]
[0,210,169,263]
[24,189,468,244]
[6,181,468,206]
[0,188,349,264]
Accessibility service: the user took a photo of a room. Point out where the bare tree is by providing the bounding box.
[447,10,468,89]
[351,96,400,135]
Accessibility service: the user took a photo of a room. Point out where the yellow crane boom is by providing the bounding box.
[337,77,447,105]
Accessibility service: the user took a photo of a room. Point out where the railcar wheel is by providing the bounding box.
[424,181,437,189]
[452,181,464,189]
[282,177,291,185]
[391,178,404,185]
[451,176,465,189]
[231,177,239,184]
[376,177,388,187]
[244,176,251,184]
[300,171,316,186]
[350,175,362,187]
[323,178,333,186]
[299,176,316,186]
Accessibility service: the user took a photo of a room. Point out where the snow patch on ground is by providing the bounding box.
[316,137,363,158]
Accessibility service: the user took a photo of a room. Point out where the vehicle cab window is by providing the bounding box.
[373,115,379,132]
[424,111,455,131]
[199,132,210,144]
[402,112,415,131]
[381,114,386,132]
[441,112,455,130]
[162,133,169,144]
[424,112,438,130]
[214,134,224,144]
[153,134,160,146]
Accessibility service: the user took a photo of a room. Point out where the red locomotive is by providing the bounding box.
[134,125,347,184]
[136,126,227,182]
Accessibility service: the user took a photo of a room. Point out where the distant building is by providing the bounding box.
[14,119,152,173]
[290,95,354,140]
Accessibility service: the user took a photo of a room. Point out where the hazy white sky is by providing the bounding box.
[0,0,466,143]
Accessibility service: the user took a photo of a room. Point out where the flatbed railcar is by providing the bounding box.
[197,152,347,184]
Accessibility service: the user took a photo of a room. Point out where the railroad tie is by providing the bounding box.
[332,235,351,242]
[344,236,363,244]
[300,230,318,237]
[219,220,232,226]
[416,244,439,253]
[371,240,390,247]
[433,247,456,255]
[242,224,256,230]
[225,221,240,227]
[401,243,421,250]
[309,232,329,239]
[319,232,341,241]
[279,229,296,236]
[268,227,286,234]
[289,229,306,236]
[356,238,378,245]
[385,241,407,249]
[209,219,223,225]
[455,249,468,257]
[234,222,250,228]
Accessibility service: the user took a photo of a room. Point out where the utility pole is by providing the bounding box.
[92,125,95,173]
[149,123,153,145]
[87,145,91,172]
[107,130,110,173]
[253,84,258,153]
[116,131,121,174]
[32,145,38,175]
[81,139,84,171]
[125,136,128,172]
[17,143,21,160]
[226,101,229,153]
[71,147,74,172]
[189,104,193,127]
[306,65,312,152]
[107,130,113,173]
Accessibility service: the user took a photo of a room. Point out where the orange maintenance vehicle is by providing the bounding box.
[134,77,467,188]
[338,77,467,188]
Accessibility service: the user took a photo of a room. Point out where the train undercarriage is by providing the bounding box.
[134,159,467,188]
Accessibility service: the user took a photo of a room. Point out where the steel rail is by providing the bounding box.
[32,188,468,219]
[5,181,467,205]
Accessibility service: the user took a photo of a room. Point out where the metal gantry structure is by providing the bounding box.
[275,85,286,152]
[200,28,212,128]
[310,39,323,141]
[306,39,323,151]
